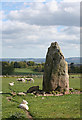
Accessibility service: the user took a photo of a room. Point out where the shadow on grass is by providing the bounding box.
[0,93,12,95]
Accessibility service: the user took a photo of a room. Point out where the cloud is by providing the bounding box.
[1,0,81,2]
[2,20,80,48]
[6,1,80,26]
[62,0,81,2]
[0,10,6,20]
[1,0,46,2]
[2,1,80,58]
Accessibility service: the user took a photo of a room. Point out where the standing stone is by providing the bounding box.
[43,42,69,92]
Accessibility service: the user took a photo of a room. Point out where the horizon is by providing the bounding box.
[0,56,81,59]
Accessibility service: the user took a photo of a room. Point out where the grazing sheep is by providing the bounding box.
[16,78,25,82]
[19,100,29,111]
[21,78,25,82]
[9,82,14,86]
[25,78,34,83]
[22,100,28,104]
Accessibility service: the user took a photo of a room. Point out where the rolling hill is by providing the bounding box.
[0,57,81,64]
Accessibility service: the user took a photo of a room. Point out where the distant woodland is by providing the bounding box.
[0,61,82,75]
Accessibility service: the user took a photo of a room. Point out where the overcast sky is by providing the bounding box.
[0,0,81,58]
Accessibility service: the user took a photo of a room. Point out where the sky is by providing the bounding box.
[0,0,81,58]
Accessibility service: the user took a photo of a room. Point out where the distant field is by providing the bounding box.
[13,68,43,75]
[69,74,81,77]
[13,68,82,76]
[69,77,80,91]
[1,74,81,119]
[13,68,81,91]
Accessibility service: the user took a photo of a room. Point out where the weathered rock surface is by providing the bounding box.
[43,42,69,92]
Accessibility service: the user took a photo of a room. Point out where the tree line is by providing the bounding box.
[1,61,82,75]
[68,63,82,73]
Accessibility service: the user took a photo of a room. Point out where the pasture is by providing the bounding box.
[1,74,81,119]
[13,68,43,75]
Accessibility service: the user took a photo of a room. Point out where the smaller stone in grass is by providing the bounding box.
[55,93,63,96]
[11,92,16,96]
[17,92,26,96]
[6,96,12,101]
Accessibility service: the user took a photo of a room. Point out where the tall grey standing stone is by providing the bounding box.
[43,42,69,92]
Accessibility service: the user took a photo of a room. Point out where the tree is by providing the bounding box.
[69,63,75,73]
[2,62,14,75]
[80,65,82,73]
[14,62,19,68]
[14,61,27,68]
[33,64,44,72]
[68,63,81,73]
[27,61,35,66]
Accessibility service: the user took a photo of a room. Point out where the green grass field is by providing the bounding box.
[1,73,81,119]
[13,68,43,75]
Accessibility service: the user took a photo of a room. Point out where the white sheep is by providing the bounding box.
[21,78,25,82]
[19,100,29,111]
[22,100,28,104]
[9,82,14,86]
[16,78,25,82]
[25,78,34,83]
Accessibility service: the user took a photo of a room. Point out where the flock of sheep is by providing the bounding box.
[9,77,34,111]
[16,77,34,83]
[9,77,34,86]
